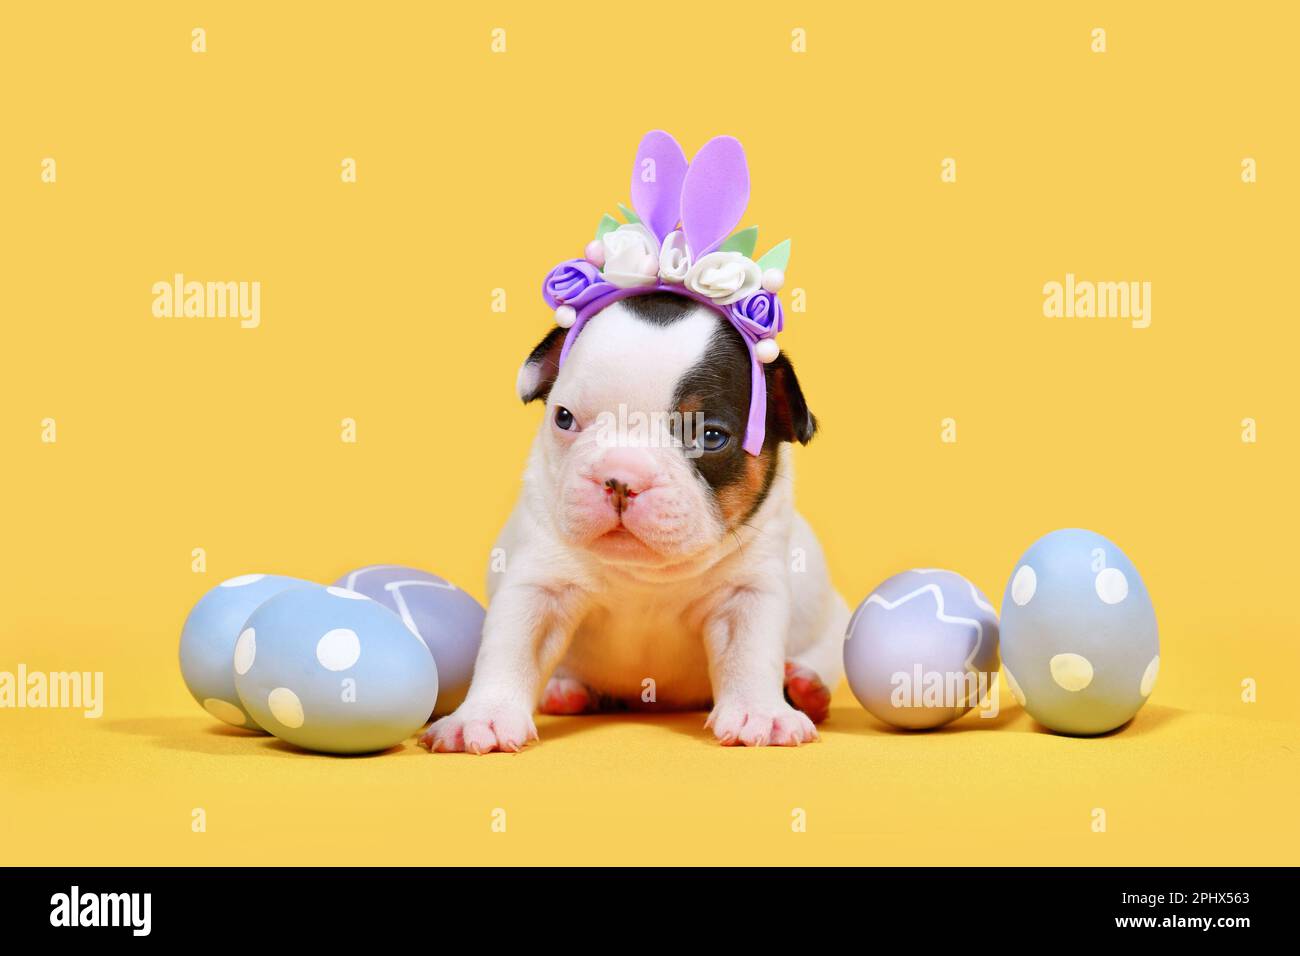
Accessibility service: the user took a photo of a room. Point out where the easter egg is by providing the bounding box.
[233,585,439,753]
[844,569,1000,729]
[179,573,316,730]
[333,565,484,715]
[1000,529,1158,736]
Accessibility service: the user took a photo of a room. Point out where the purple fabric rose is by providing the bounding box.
[542,259,613,310]
[728,291,784,341]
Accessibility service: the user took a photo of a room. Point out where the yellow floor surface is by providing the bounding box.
[4,684,1296,867]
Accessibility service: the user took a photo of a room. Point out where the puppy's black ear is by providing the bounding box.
[764,351,817,445]
[516,326,566,404]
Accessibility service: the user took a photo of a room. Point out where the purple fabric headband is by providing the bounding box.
[541,131,792,456]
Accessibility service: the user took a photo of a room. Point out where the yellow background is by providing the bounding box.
[2,2,1297,866]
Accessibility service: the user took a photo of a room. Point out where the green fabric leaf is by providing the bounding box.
[755,239,791,272]
[595,214,620,240]
[719,226,759,258]
[618,203,641,224]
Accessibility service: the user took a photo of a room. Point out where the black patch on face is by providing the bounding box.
[670,313,819,526]
[672,320,777,523]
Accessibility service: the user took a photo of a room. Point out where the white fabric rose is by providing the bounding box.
[657,230,691,284]
[601,223,660,288]
[684,251,762,305]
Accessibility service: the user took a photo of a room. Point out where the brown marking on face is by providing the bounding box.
[714,445,778,529]
[676,387,774,529]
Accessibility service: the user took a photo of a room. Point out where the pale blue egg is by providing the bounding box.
[844,569,1000,729]
[233,585,439,753]
[1000,529,1159,735]
[178,574,316,730]
[333,565,483,715]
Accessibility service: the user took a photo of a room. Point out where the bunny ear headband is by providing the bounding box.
[541,131,791,455]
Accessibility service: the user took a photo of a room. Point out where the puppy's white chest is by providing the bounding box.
[562,591,713,706]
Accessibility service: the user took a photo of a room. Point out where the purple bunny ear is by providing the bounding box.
[629,131,688,242]
[680,136,750,258]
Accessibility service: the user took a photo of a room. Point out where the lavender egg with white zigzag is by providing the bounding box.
[333,565,484,716]
[844,569,1000,729]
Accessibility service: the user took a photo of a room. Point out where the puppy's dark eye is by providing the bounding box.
[554,406,577,431]
[700,426,730,452]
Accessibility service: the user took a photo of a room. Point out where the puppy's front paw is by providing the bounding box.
[705,700,819,747]
[418,701,539,754]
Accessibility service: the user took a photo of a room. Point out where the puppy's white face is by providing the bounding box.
[517,294,816,569]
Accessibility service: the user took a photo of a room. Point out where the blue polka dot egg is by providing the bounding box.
[179,573,316,730]
[233,585,439,754]
[1000,529,1159,736]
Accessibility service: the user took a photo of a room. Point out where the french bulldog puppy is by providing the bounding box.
[420,293,847,752]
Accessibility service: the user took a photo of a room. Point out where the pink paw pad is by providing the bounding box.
[784,662,832,724]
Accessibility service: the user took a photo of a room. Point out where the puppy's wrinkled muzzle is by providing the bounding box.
[594,446,657,516]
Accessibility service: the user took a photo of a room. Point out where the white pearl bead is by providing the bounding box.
[761,269,785,293]
[554,305,577,328]
[755,338,780,363]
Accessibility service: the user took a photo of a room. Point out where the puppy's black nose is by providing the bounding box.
[604,477,635,515]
